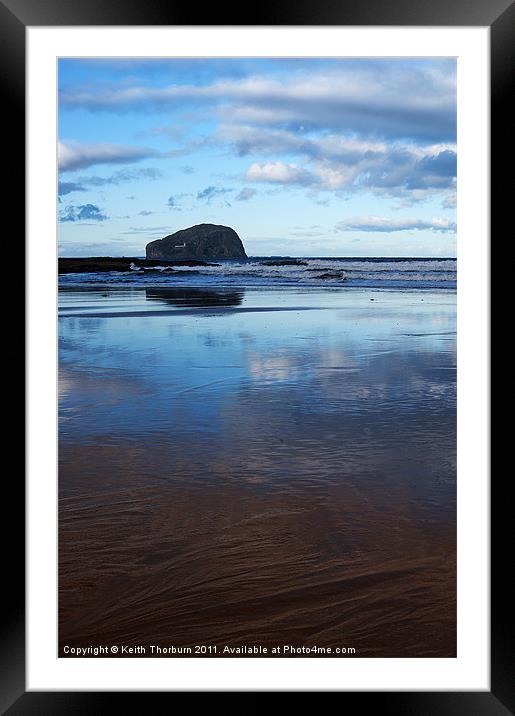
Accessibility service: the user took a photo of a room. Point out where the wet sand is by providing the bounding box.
[58,287,456,657]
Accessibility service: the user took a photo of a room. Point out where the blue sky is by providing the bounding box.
[58,58,457,257]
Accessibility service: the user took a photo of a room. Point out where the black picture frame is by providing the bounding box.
[5,0,506,710]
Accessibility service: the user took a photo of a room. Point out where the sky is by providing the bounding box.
[58,58,457,257]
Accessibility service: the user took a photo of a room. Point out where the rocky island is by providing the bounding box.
[146,224,247,261]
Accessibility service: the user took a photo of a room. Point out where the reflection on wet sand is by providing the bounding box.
[59,288,456,657]
[145,287,244,308]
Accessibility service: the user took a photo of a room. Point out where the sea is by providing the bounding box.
[59,256,457,290]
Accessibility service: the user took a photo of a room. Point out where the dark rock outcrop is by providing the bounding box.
[261,259,308,266]
[58,257,218,274]
[316,272,347,281]
[146,224,247,261]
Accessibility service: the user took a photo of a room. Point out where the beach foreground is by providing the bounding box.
[59,286,456,657]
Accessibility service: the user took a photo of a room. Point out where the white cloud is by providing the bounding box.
[61,62,456,143]
[215,122,456,198]
[442,193,457,209]
[335,216,456,233]
[240,138,456,198]
[58,141,156,172]
[245,161,314,185]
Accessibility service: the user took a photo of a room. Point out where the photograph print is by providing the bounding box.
[58,57,457,658]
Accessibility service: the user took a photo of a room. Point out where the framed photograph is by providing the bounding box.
[5,0,507,709]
